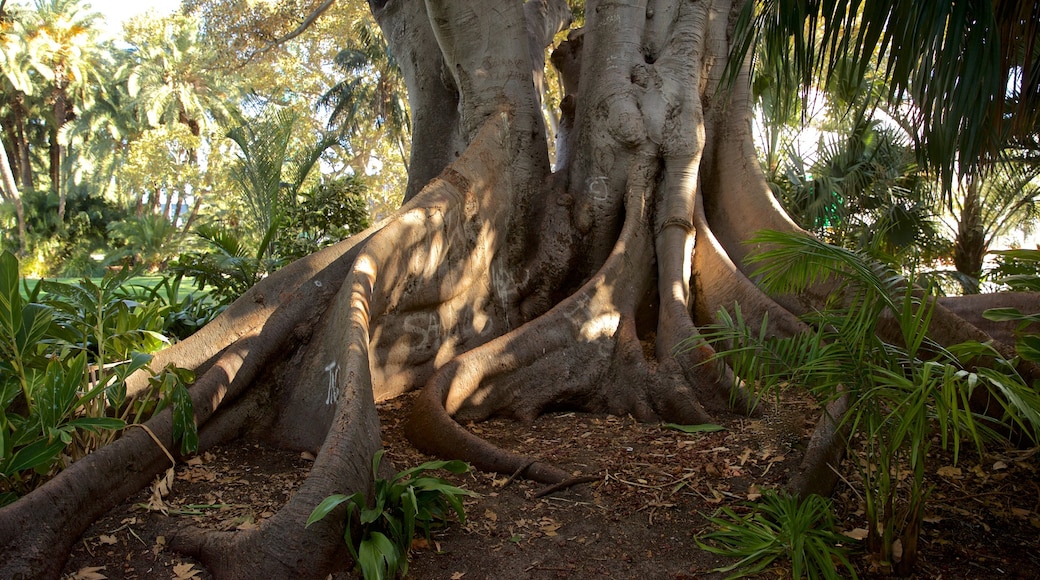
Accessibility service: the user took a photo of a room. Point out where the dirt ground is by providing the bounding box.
[63,391,1040,579]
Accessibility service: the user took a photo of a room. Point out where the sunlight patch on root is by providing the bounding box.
[168,227,386,579]
[405,151,748,483]
[124,232,372,399]
[166,113,525,575]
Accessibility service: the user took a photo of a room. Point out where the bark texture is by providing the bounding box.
[1,0,1034,578]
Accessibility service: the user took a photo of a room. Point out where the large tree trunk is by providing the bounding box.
[0,134,26,254]
[1,1,1034,578]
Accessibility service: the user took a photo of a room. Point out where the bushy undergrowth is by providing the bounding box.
[698,490,856,579]
[0,251,217,506]
[687,230,1040,576]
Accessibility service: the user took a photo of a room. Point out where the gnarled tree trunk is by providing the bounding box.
[1,1,1035,578]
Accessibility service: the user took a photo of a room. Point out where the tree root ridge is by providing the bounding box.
[532,475,603,498]
[402,144,753,486]
[787,393,850,499]
[0,231,370,579]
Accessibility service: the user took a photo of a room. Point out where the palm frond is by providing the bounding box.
[730,0,1040,195]
[745,230,904,314]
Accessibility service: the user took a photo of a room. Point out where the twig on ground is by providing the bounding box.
[532,475,602,498]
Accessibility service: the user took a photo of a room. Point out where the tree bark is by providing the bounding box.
[0,134,26,253]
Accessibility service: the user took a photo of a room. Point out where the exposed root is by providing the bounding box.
[787,393,850,499]
[0,234,366,578]
[532,474,603,498]
[405,141,750,484]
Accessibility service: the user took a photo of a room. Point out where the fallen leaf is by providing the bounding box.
[540,520,562,537]
[70,566,107,580]
[236,517,258,531]
[153,535,166,556]
[993,460,1008,470]
[484,509,498,522]
[747,485,761,501]
[843,528,869,541]
[451,573,466,579]
[300,451,315,461]
[1011,507,1032,518]
[172,562,201,580]
[97,534,117,545]
[936,465,962,478]
[141,467,175,513]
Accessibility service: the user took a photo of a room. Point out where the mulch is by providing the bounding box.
[62,390,1040,579]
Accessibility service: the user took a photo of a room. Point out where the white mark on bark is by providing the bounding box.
[325,361,339,405]
[403,312,442,351]
[314,280,323,287]
[587,175,609,201]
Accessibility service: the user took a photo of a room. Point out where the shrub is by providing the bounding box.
[689,230,1040,574]
[0,251,197,506]
[307,450,476,579]
[698,490,857,579]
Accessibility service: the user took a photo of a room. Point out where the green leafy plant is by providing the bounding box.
[698,490,856,579]
[0,251,197,505]
[306,450,476,579]
[687,230,1040,575]
[172,224,276,307]
[116,273,221,341]
[988,248,1040,292]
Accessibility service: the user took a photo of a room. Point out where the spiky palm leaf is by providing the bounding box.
[319,19,409,150]
[731,0,1040,194]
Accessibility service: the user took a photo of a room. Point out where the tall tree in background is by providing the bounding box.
[1,1,1038,578]
[120,14,235,139]
[1,2,39,196]
[320,19,410,173]
[952,162,1040,292]
[18,0,103,223]
[0,4,27,252]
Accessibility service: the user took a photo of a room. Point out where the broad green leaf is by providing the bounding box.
[305,493,353,527]
[983,307,1040,324]
[1018,336,1040,363]
[171,383,198,455]
[16,303,52,356]
[662,422,727,434]
[358,531,400,580]
[0,251,22,336]
[65,417,126,433]
[36,354,87,433]
[2,438,63,475]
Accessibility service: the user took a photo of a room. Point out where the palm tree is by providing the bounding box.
[774,112,944,262]
[319,18,410,172]
[951,161,1040,292]
[1,2,38,194]
[19,0,104,223]
[0,4,29,253]
[120,14,235,138]
[737,0,1040,198]
[225,108,338,261]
